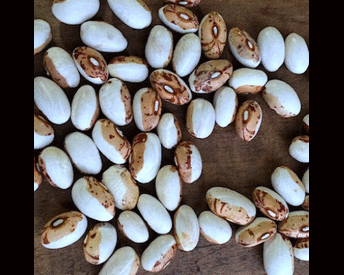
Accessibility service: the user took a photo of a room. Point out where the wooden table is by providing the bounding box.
[34,0,309,274]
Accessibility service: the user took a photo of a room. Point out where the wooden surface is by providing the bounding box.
[34,0,309,274]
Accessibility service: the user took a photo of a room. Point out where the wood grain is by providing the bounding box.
[34,0,309,274]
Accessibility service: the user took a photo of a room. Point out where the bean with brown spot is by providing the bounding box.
[189,59,233,94]
[83,222,117,265]
[174,141,202,184]
[235,217,277,247]
[199,11,227,59]
[141,234,178,272]
[228,27,261,68]
[71,176,115,222]
[252,186,289,221]
[159,4,199,33]
[41,211,88,249]
[206,187,256,225]
[72,46,108,85]
[92,119,131,165]
[278,210,309,238]
[235,100,262,141]
[129,133,162,184]
[133,87,162,132]
[150,69,192,105]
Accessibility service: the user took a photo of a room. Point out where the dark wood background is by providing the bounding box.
[34,0,309,274]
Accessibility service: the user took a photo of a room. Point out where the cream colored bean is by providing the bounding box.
[71,85,99,131]
[117,211,149,243]
[64,131,102,175]
[289,135,309,163]
[262,79,301,118]
[107,0,152,29]
[186,98,215,139]
[99,246,140,275]
[108,56,149,83]
[137,194,172,234]
[271,166,305,206]
[80,21,127,53]
[34,19,52,55]
[263,233,294,275]
[258,26,285,72]
[145,25,173,69]
[156,165,182,211]
[172,33,201,77]
[285,32,309,74]
[52,0,100,25]
[213,87,238,127]
[198,211,232,244]
[157,113,182,149]
[38,146,74,190]
[173,205,199,251]
[99,78,133,126]
[34,76,71,125]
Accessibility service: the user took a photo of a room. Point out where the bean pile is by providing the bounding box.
[34,0,309,274]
